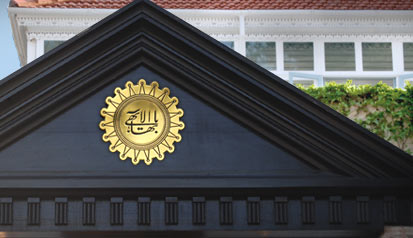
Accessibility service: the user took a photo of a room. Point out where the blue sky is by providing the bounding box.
[0,0,21,80]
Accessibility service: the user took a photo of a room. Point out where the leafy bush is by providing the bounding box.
[298,81,413,154]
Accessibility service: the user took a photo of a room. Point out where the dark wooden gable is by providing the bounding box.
[1,0,413,235]
[1,0,412,178]
[0,65,324,188]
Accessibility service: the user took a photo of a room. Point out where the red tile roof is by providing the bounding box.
[11,0,413,10]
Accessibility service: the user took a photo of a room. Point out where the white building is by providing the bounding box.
[8,0,413,87]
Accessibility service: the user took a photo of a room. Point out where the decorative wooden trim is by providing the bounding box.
[9,5,413,65]
[411,197,413,225]
[247,197,260,225]
[0,194,408,232]
[165,197,178,225]
[383,196,397,225]
[274,196,288,224]
[27,197,40,225]
[110,197,123,225]
[301,196,315,224]
[329,196,342,224]
[82,197,95,226]
[0,197,13,225]
[356,196,369,224]
[137,197,151,225]
[220,197,233,225]
[192,197,206,225]
[55,197,68,225]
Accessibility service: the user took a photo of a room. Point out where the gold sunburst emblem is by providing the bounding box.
[99,79,184,165]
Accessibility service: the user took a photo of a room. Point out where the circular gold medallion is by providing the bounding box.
[99,79,184,165]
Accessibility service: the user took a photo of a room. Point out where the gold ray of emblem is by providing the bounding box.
[99,79,185,165]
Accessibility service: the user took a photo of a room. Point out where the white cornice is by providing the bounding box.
[7,7,116,17]
[8,7,117,65]
[26,32,77,40]
[10,8,413,32]
[173,10,413,35]
[9,7,113,29]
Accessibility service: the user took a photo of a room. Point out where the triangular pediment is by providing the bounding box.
[1,0,413,181]
[2,65,336,188]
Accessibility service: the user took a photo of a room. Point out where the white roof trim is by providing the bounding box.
[7,7,413,66]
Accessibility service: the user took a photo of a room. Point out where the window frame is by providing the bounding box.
[324,42,356,72]
[283,42,315,71]
[212,36,408,88]
[361,42,393,72]
[43,40,66,54]
[403,42,413,71]
[245,41,277,71]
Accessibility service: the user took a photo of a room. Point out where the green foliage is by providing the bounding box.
[298,81,413,154]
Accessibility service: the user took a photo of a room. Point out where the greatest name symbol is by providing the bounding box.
[125,108,159,135]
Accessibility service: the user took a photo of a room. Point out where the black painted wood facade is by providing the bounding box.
[1,1,413,237]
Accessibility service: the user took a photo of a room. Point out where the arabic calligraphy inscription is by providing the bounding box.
[100,79,184,165]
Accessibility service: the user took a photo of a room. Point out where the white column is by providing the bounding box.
[392,41,404,74]
[235,15,246,56]
[36,39,44,58]
[26,37,37,64]
[276,40,284,74]
[313,40,324,73]
[355,41,363,73]
[392,41,404,88]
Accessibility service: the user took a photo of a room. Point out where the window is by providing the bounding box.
[293,80,315,87]
[325,43,355,71]
[362,43,392,71]
[246,42,276,71]
[404,43,413,71]
[220,41,234,49]
[44,40,65,53]
[398,74,413,88]
[289,72,322,87]
[324,78,395,87]
[284,42,313,71]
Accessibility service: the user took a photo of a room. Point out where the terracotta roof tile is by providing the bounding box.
[11,0,413,10]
